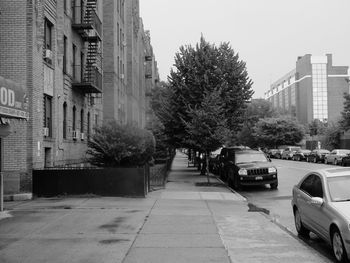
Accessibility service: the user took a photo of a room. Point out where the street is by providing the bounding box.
[0,152,334,263]
[235,158,338,262]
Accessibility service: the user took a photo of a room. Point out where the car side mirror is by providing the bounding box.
[310,197,324,207]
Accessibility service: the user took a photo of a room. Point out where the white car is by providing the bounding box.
[324,149,350,165]
[291,168,350,262]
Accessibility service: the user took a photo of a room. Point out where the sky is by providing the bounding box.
[139,0,350,98]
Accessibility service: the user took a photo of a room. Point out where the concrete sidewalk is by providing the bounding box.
[0,151,331,263]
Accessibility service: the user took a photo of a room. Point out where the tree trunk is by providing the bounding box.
[206,151,210,184]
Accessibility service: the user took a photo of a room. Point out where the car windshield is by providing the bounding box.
[235,152,268,164]
[327,176,350,202]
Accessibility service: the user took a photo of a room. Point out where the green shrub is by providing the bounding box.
[87,121,155,167]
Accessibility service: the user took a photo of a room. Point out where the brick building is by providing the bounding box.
[103,0,127,124]
[0,0,103,196]
[265,54,349,124]
[102,0,159,129]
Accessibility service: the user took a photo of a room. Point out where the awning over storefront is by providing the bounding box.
[0,76,29,120]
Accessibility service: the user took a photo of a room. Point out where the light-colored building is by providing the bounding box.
[265,54,349,124]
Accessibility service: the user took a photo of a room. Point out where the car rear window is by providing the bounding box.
[291,147,301,151]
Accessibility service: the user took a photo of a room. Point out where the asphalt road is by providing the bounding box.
[236,158,339,262]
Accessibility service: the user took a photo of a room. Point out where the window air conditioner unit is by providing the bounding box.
[80,132,85,140]
[120,74,124,79]
[44,49,53,61]
[72,130,78,140]
[43,127,49,137]
[122,41,127,47]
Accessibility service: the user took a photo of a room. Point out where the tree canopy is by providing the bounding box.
[252,117,305,148]
[153,36,254,152]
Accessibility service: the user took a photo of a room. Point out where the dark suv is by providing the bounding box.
[218,148,278,190]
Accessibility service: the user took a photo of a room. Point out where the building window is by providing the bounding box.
[284,87,289,110]
[120,28,122,47]
[80,109,84,133]
[44,19,53,51]
[117,23,119,46]
[63,102,67,139]
[44,95,52,137]
[64,0,67,13]
[72,44,77,80]
[312,63,328,121]
[87,112,91,138]
[63,36,67,73]
[95,114,98,128]
[291,86,295,106]
[72,106,76,131]
[80,52,84,82]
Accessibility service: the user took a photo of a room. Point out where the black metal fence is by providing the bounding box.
[32,157,174,197]
[33,167,147,197]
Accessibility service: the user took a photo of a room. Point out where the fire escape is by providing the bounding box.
[72,0,102,94]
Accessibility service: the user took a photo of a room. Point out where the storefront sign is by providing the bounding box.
[0,76,29,120]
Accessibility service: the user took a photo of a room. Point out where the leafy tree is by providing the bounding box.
[236,99,276,147]
[308,119,327,136]
[161,36,253,148]
[245,99,276,121]
[87,121,155,167]
[339,93,350,130]
[252,117,305,148]
[183,89,230,181]
[154,36,254,177]
[146,115,172,159]
[324,122,342,149]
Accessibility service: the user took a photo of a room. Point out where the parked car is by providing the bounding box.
[291,167,350,263]
[340,154,350,167]
[281,146,301,160]
[267,149,283,159]
[218,148,278,190]
[292,149,311,161]
[324,149,350,165]
[306,149,330,163]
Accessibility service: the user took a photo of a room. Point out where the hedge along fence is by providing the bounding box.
[149,158,173,189]
[33,167,149,197]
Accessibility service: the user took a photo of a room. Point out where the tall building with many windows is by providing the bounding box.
[265,54,349,124]
[0,0,103,196]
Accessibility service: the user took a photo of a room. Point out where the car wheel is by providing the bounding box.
[270,181,278,190]
[294,208,309,237]
[332,229,348,263]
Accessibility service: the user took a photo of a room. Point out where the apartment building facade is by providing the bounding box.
[265,54,349,124]
[103,0,127,124]
[0,0,103,195]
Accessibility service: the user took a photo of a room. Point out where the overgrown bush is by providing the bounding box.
[87,121,155,167]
